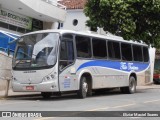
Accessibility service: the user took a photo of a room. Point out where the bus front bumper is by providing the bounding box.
[12,81,59,92]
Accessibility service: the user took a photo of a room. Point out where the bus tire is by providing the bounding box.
[120,76,136,94]
[41,92,52,99]
[77,77,88,99]
[127,76,137,94]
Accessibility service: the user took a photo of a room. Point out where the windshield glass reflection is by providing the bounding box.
[13,33,59,70]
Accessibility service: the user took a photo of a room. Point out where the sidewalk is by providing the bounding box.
[0,89,40,98]
[137,84,160,90]
[0,84,160,99]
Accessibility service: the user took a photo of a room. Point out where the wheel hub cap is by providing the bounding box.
[83,82,88,92]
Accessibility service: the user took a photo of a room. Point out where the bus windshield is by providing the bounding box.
[13,33,59,70]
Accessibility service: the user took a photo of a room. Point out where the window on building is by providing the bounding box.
[76,36,91,58]
[26,29,32,33]
[0,21,32,34]
[0,18,43,34]
[143,47,149,62]
[17,27,26,33]
[32,19,43,30]
[0,21,8,29]
[92,38,107,58]
[121,43,132,61]
[8,24,17,31]
[133,45,143,62]
[60,23,63,27]
[73,19,78,26]
[108,41,121,60]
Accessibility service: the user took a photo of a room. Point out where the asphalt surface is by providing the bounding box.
[0,84,160,120]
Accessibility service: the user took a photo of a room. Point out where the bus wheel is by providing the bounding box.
[77,77,88,99]
[128,76,136,94]
[121,76,136,94]
[41,92,52,99]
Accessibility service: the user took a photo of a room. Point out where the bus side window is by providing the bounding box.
[121,43,132,61]
[108,41,121,60]
[75,36,91,58]
[143,47,149,62]
[59,40,74,71]
[133,45,143,62]
[92,38,107,58]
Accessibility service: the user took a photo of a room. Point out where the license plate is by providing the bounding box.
[26,86,34,90]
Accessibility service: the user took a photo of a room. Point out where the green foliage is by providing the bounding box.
[84,0,160,48]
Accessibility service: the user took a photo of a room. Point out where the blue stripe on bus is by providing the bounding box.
[77,60,149,72]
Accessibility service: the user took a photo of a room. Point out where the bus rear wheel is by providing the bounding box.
[41,92,52,99]
[77,77,88,99]
[120,76,136,94]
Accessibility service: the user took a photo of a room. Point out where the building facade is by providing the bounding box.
[0,0,66,52]
[59,0,89,31]
[59,0,105,34]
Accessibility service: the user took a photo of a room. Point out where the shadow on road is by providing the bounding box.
[4,88,149,101]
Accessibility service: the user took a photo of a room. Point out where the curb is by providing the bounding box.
[137,85,160,90]
[137,87,160,90]
[0,89,40,99]
[0,94,41,100]
[7,94,41,98]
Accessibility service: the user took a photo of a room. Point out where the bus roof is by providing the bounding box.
[21,29,148,46]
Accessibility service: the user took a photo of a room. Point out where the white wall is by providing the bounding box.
[62,9,107,34]
[0,52,12,91]
[62,9,89,31]
[20,0,66,22]
[149,47,156,84]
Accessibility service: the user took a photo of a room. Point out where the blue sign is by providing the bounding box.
[0,30,19,53]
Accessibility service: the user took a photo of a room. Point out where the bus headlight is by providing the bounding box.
[50,74,55,79]
[42,74,55,82]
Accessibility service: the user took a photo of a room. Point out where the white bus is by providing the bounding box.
[11,29,150,98]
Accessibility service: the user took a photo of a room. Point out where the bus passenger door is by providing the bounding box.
[59,35,77,91]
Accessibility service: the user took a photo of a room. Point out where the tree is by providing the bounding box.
[84,0,160,48]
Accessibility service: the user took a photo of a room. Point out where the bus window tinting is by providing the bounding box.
[121,43,132,61]
[60,41,74,61]
[76,36,91,58]
[133,45,143,62]
[108,41,121,60]
[59,34,74,70]
[60,41,67,60]
[92,38,107,58]
[143,47,149,62]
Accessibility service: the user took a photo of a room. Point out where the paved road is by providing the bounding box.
[0,86,160,119]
